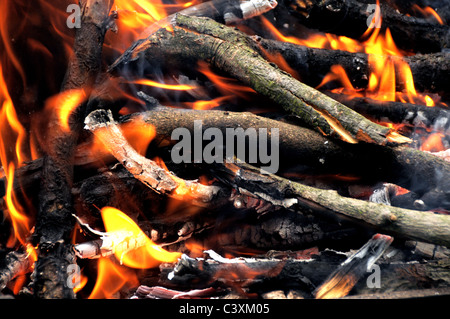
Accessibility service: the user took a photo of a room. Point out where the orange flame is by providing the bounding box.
[130,78,197,91]
[411,5,445,25]
[184,95,231,110]
[44,89,87,132]
[261,5,437,107]
[89,257,139,299]
[100,206,181,269]
[198,61,256,99]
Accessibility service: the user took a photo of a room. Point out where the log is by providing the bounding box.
[217,161,450,247]
[32,0,115,299]
[84,109,227,207]
[280,0,450,53]
[128,108,450,205]
[324,92,450,129]
[110,14,410,146]
[258,39,450,100]
[4,108,450,210]
[0,250,32,291]
[313,233,393,299]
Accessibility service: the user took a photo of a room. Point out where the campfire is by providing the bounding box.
[0,0,449,300]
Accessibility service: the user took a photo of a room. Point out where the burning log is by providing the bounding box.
[281,0,450,53]
[217,161,450,247]
[32,0,115,299]
[138,0,278,38]
[84,109,226,207]
[313,233,393,299]
[4,107,449,211]
[258,39,450,99]
[324,92,450,129]
[0,250,33,292]
[110,14,410,145]
[125,108,450,206]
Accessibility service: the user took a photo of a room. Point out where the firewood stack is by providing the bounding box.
[0,0,449,300]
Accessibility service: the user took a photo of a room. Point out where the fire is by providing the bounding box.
[87,207,182,298]
[106,0,180,52]
[315,273,357,299]
[198,61,256,99]
[89,257,139,299]
[44,89,87,132]
[261,4,439,107]
[411,5,445,25]
[184,96,231,110]
[120,121,156,156]
[130,78,197,91]
[100,206,181,269]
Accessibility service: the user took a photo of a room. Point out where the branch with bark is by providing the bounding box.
[110,14,412,146]
[32,0,115,299]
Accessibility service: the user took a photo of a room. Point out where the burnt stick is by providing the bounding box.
[33,0,115,299]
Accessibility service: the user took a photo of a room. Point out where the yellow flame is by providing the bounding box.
[100,207,181,269]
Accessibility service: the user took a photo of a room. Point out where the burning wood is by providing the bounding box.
[313,233,393,299]
[0,0,449,300]
[111,14,411,145]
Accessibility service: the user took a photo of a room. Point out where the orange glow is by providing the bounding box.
[121,121,156,156]
[107,0,177,52]
[44,89,87,132]
[89,257,139,299]
[130,78,197,91]
[100,207,181,269]
[316,65,361,95]
[420,133,446,152]
[260,16,362,52]
[198,61,256,99]
[73,273,88,294]
[85,120,156,162]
